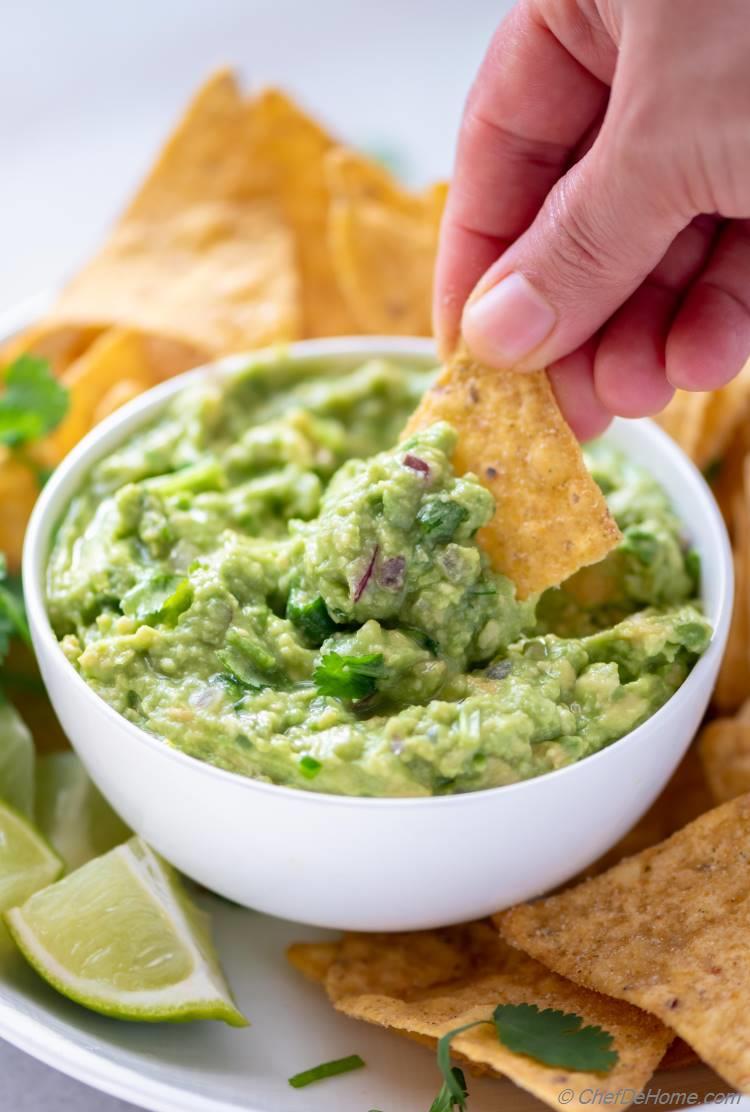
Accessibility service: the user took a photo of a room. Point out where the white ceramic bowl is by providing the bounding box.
[24,337,733,931]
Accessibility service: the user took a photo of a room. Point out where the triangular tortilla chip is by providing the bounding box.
[247,88,355,337]
[403,348,621,596]
[50,72,300,354]
[699,718,750,804]
[326,148,447,335]
[498,793,750,1092]
[288,922,670,1109]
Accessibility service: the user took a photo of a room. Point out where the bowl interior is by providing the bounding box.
[23,337,733,806]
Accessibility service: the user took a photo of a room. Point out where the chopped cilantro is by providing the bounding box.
[299,755,322,779]
[216,627,280,691]
[287,590,336,646]
[0,355,69,447]
[621,526,658,567]
[417,499,469,544]
[313,652,385,700]
[288,1054,365,1088]
[120,574,192,626]
[434,1003,618,1104]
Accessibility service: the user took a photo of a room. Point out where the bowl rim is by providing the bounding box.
[23,335,734,810]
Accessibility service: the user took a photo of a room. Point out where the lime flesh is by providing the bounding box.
[0,701,34,818]
[35,752,130,871]
[0,799,63,912]
[5,836,247,1025]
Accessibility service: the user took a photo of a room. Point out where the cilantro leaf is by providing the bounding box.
[0,355,69,447]
[120,574,192,626]
[313,652,385,700]
[0,554,30,662]
[429,1067,468,1111]
[493,1004,619,1072]
[433,1004,618,1104]
[417,499,469,544]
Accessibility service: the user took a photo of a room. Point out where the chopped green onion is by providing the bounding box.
[288,1054,365,1089]
[287,590,336,646]
[299,755,322,779]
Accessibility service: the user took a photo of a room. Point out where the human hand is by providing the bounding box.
[434,0,750,438]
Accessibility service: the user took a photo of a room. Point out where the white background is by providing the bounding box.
[0,0,510,1108]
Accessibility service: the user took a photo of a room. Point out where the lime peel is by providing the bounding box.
[0,799,63,912]
[4,836,247,1026]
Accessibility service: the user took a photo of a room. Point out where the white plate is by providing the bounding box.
[0,894,743,1112]
[0,301,745,1111]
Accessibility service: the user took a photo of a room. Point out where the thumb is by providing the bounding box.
[461,139,687,371]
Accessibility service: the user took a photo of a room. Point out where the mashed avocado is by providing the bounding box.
[46,356,711,797]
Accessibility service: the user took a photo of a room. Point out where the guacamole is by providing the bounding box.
[46,356,711,797]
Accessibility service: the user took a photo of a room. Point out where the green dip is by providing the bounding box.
[47,356,711,797]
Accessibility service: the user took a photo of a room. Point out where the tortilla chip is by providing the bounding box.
[656,361,750,472]
[659,1038,700,1072]
[325,147,445,218]
[403,348,621,596]
[698,363,750,470]
[1,323,102,378]
[327,200,437,335]
[247,88,354,337]
[50,73,300,353]
[286,941,339,985]
[498,793,750,1092]
[714,490,750,712]
[344,969,669,1109]
[326,149,446,335]
[699,718,750,804]
[120,70,257,218]
[0,456,39,572]
[289,923,669,1108]
[34,328,199,470]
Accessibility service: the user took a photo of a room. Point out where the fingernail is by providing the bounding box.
[462,273,557,365]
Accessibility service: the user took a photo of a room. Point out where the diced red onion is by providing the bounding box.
[353,545,379,602]
[378,555,406,591]
[403,454,430,475]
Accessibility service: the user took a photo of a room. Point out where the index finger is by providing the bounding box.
[433,0,610,356]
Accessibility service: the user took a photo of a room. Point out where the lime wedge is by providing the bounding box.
[4,836,247,1026]
[35,752,130,871]
[0,799,63,912]
[0,701,34,817]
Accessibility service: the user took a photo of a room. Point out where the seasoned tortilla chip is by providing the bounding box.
[289,923,669,1108]
[498,794,750,1092]
[699,718,750,803]
[50,73,300,353]
[403,348,621,596]
[247,88,354,337]
[286,941,339,986]
[326,149,446,335]
[344,968,669,1109]
[714,491,750,712]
